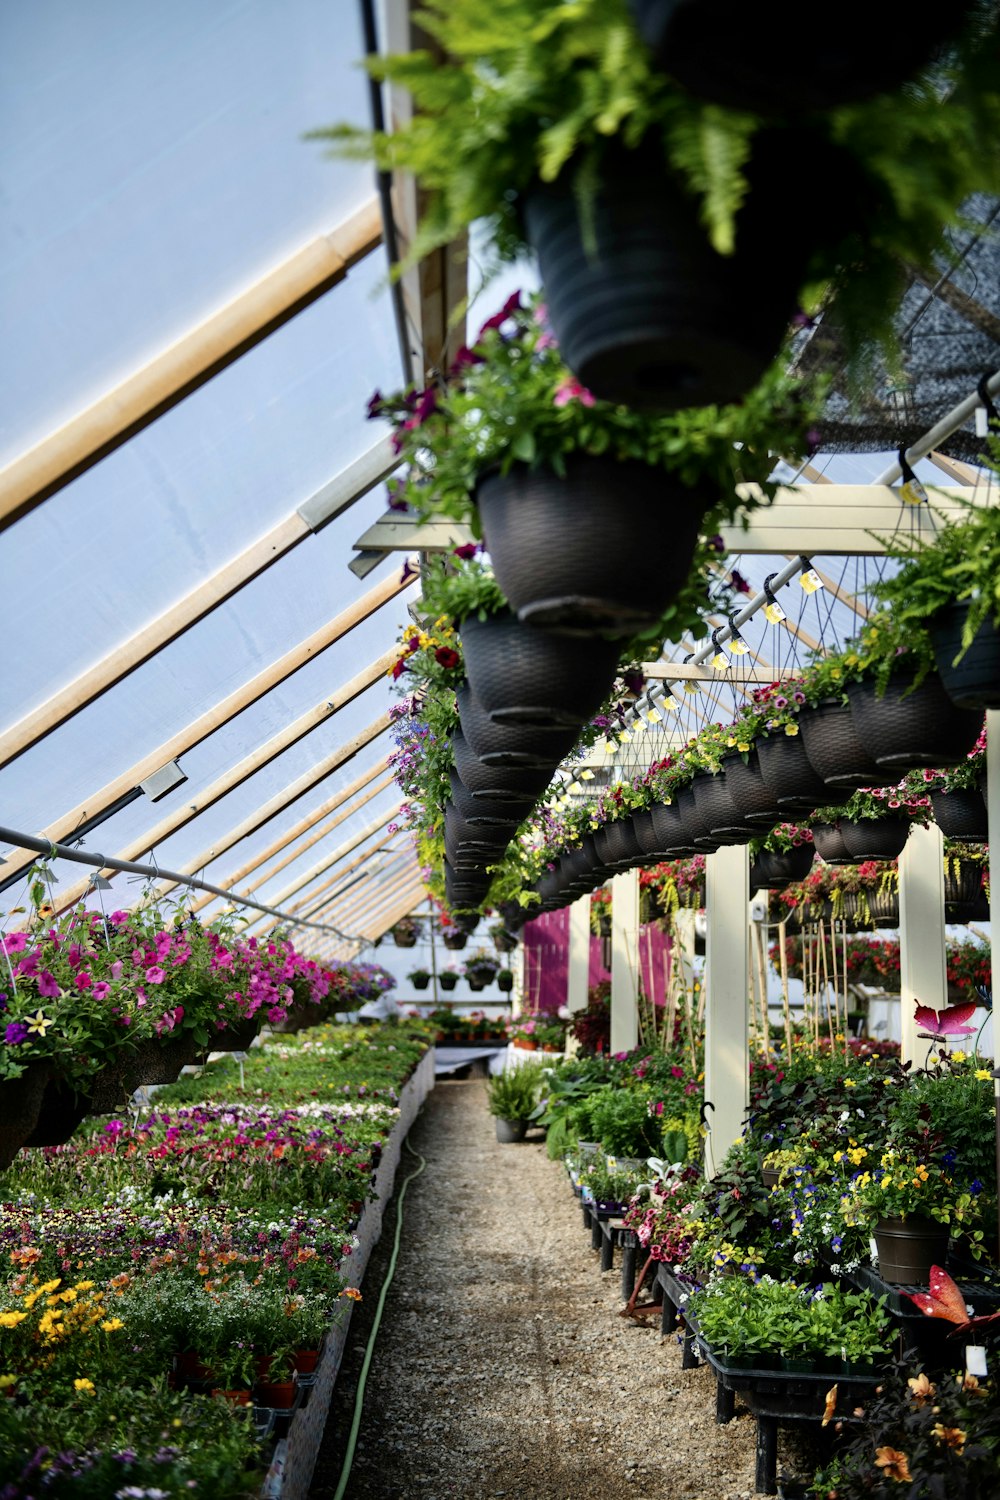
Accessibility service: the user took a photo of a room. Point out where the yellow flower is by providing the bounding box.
[100,1318,124,1332]
[975,1068,991,1081]
[0,1375,16,1391]
[73,1378,96,1395]
[0,1311,27,1329]
[784,724,799,736]
[736,742,750,753]
[908,1373,935,1405]
[25,1009,54,1035]
[75,1281,95,1292]
[843,1079,856,1088]
[343,1287,363,1302]
[951,1049,967,1063]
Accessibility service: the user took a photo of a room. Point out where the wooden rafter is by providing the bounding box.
[0,200,382,528]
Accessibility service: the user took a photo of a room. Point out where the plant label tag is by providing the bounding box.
[763,601,786,625]
[975,406,989,437]
[799,569,824,594]
[966,1345,987,1377]
[899,479,928,506]
[869,1236,879,1262]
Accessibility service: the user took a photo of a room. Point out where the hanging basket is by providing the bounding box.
[721,751,784,826]
[442,932,469,953]
[930,788,989,844]
[460,612,620,729]
[497,971,514,993]
[210,1017,260,1054]
[456,684,580,767]
[839,816,912,861]
[477,457,706,635]
[846,887,900,929]
[392,928,418,949]
[943,857,986,909]
[846,670,984,771]
[648,800,699,857]
[595,819,644,871]
[690,771,754,843]
[757,734,843,812]
[21,1076,89,1149]
[873,1215,950,1286]
[449,769,533,827]
[929,602,1000,711]
[411,974,431,991]
[798,699,886,789]
[0,1064,52,1170]
[810,822,855,865]
[750,845,814,889]
[521,137,814,411]
[676,785,719,851]
[452,727,552,801]
[626,0,972,114]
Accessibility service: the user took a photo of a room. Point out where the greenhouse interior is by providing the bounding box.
[2,2,1000,1497]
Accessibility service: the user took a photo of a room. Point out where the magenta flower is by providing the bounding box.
[92,982,110,1000]
[453,542,479,561]
[1,933,27,955]
[36,970,60,999]
[476,290,522,341]
[145,966,166,985]
[553,375,595,408]
[76,971,93,991]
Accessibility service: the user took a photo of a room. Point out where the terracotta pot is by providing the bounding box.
[293,1349,320,1376]
[211,1388,252,1406]
[512,1038,537,1051]
[254,1377,297,1410]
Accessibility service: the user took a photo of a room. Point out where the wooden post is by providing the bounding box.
[899,823,947,1067]
[610,868,640,1054]
[704,846,749,1177]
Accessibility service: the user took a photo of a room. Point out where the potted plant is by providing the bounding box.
[496,967,515,994]
[407,967,431,991]
[489,921,518,954]
[370,294,815,637]
[913,727,988,843]
[869,471,1000,711]
[463,949,501,992]
[320,2,1000,410]
[438,965,460,990]
[511,1018,539,1051]
[811,784,931,863]
[486,1060,545,1142]
[390,916,421,948]
[748,823,814,890]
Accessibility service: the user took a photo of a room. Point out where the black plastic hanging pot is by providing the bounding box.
[846,669,984,771]
[451,728,552,804]
[750,844,815,888]
[477,456,707,635]
[455,686,577,769]
[798,699,886,789]
[460,611,620,729]
[810,821,855,865]
[944,856,986,910]
[521,136,822,412]
[648,799,699,856]
[721,751,784,827]
[633,806,691,860]
[929,603,1000,711]
[448,769,533,827]
[838,816,912,861]
[595,818,644,871]
[930,787,989,843]
[690,771,754,844]
[756,735,843,813]
[444,803,515,853]
[626,0,973,114]
[676,784,720,851]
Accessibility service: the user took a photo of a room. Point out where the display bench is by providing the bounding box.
[262,1046,436,1500]
[655,1266,880,1496]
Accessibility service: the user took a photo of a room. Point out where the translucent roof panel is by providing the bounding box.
[0,0,376,459]
[2,255,401,727]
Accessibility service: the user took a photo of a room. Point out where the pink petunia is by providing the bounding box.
[92,982,110,1000]
[76,971,93,990]
[553,376,595,408]
[36,970,61,999]
[144,966,166,985]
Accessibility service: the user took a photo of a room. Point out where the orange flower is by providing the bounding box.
[932,1424,966,1451]
[907,1373,935,1405]
[874,1447,912,1483]
[342,1287,363,1302]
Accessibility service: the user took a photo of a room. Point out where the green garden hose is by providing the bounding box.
[331,1135,427,1500]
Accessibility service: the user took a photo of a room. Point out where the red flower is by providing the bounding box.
[435,647,460,670]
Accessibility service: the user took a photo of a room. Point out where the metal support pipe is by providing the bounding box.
[0,826,361,942]
[875,370,1000,485]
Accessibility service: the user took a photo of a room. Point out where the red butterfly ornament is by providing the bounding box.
[905,1265,1000,1333]
[913,1001,978,1039]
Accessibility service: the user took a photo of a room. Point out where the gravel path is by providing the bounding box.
[311,1077,807,1500]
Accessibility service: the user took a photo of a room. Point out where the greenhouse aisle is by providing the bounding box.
[311,1079,777,1500]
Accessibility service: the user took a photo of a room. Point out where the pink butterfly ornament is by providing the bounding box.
[913,1000,978,1039]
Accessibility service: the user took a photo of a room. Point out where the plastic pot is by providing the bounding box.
[477,456,706,635]
[452,727,552,801]
[810,821,855,865]
[721,751,784,826]
[929,601,1000,710]
[495,1117,529,1144]
[798,698,886,789]
[930,787,989,843]
[847,670,984,771]
[839,816,912,861]
[460,611,620,729]
[456,684,579,767]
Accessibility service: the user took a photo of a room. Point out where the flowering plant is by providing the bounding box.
[750,823,814,857]
[813,783,932,827]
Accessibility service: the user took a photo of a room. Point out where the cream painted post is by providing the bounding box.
[610,868,640,1054]
[704,846,749,1177]
[898,823,947,1066]
[567,895,591,1016]
[989,711,999,1009]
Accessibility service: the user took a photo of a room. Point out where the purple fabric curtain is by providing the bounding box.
[521,908,671,1015]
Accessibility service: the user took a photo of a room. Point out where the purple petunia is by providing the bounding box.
[4,1020,29,1045]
